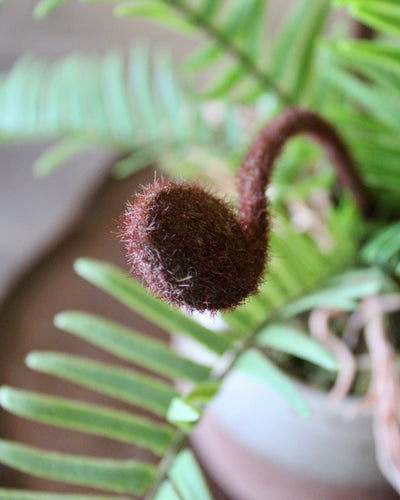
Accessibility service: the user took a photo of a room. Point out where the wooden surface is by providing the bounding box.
[0,167,229,499]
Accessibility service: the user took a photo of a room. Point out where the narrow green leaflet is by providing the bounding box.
[74,258,232,355]
[54,311,211,382]
[183,43,221,72]
[336,41,400,75]
[99,52,136,138]
[206,64,244,99]
[111,149,158,179]
[0,491,129,500]
[167,381,220,430]
[184,381,220,405]
[116,2,196,33]
[33,138,90,177]
[26,351,177,416]
[322,62,400,131]
[361,222,400,272]
[168,449,213,500]
[236,349,311,417]
[270,0,329,100]
[0,440,157,495]
[0,49,231,176]
[153,51,187,140]
[34,0,69,18]
[283,268,395,317]
[339,1,400,36]
[257,324,338,371]
[0,386,174,455]
[167,398,200,430]
[332,41,400,100]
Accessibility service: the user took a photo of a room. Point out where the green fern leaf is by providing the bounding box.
[26,352,177,416]
[270,0,329,100]
[282,268,396,317]
[54,311,211,382]
[0,49,238,177]
[322,62,400,131]
[0,440,157,494]
[257,324,338,371]
[0,387,174,455]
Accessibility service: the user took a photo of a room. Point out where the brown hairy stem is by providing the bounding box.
[120,107,374,312]
[238,107,373,239]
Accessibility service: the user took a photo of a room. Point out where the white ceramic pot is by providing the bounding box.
[173,329,397,500]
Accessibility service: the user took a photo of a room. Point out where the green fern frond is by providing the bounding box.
[25,0,330,105]
[0,49,243,177]
[0,215,352,497]
[320,40,400,206]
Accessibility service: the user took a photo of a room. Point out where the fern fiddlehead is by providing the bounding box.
[120,107,374,312]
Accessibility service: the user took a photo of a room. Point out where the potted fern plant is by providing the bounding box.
[1,0,400,499]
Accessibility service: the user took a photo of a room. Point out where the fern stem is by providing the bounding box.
[144,430,187,500]
[165,0,295,105]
